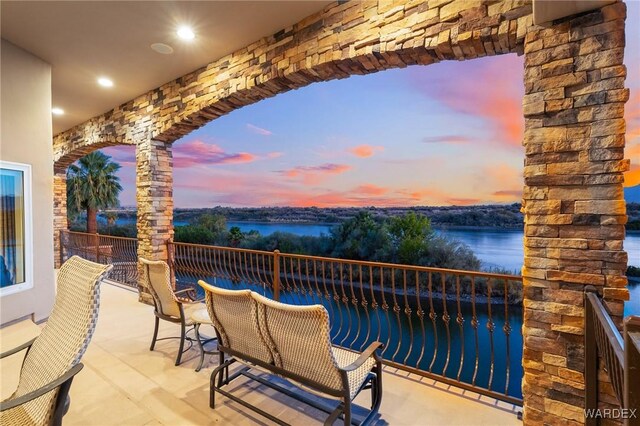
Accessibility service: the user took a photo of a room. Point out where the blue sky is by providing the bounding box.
[105,2,639,208]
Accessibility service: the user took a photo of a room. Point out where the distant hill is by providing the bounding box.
[108,204,525,229]
[625,185,640,203]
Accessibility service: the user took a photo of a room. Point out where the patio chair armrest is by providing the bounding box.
[174,287,198,301]
[0,363,83,412]
[339,342,384,372]
[0,337,37,359]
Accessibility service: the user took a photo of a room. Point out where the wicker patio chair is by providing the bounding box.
[0,256,112,426]
[199,280,383,426]
[139,257,215,366]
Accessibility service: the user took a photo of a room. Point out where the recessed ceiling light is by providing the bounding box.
[52,107,64,115]
[151,43,174,54]
[177,26,195,40]
[97,77,114,87]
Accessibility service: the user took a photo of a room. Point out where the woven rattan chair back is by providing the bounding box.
[139,258,180,318]
[251,293,343,392]
[198,281,273,364]
[6,256,111,425]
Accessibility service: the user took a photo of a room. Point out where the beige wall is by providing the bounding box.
[1,39,54,324]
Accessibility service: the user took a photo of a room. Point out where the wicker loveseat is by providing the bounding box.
[198,280,383,426]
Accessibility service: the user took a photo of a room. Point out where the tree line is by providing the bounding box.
[173,211,489,273]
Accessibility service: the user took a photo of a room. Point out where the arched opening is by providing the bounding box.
[99,53,528,402]
[51,0,633,420]
[53,141,135,270]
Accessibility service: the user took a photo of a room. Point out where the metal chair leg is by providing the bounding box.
[210,358,231,409]
[150,316,159,351]
[194,323,205,372]
[210,365,222,408]
[175,322,186,366]
[217,352,225,388]
[343,398,351,426]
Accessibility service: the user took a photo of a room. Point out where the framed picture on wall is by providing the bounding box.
[0,161,33,297]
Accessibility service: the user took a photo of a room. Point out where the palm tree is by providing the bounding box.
[67,151,122,234]
[105,211,118,234]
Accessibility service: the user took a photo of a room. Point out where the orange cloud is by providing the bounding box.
[625,164,640,187]
[625,90,640,188]
[291,190,413,208]
[348,144,384,158]
[445,198,482,206]
[409,55,524,148]
[279,163,351,185]
[626,91,640,147]
[482,164,522,185]
[355,184,388,196]
[493,189,522,198]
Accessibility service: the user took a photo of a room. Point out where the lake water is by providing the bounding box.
[164,220,638,401]
[228,222,640,316]
[113,216,640,315]
[227,221,639,269]
[227,221,333,237]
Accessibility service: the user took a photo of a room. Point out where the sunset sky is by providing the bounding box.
[104,2,640,208]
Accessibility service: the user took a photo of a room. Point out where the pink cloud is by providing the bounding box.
[279,163,351,184]
[348,144,384,158]
[408,55,525,148]
[173,140,257,168]
[247,123,273,136]
[101,145,136,166]
[266,152,284,159]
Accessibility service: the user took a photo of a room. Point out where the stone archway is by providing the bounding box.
[52,1,630,423]
[53,139,135,267]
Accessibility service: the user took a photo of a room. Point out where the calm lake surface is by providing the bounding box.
[113,216,639,315]
[227,221,640,316]
[167,221,639,401]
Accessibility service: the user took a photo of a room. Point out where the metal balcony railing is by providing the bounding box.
[60,230,138,287]
[167,240,524,405]
[59,230,524,405]
[585,288,640,426]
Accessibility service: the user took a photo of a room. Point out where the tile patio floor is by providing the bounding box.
[1,281,522,425]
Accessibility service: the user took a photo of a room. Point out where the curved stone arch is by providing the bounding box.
[54,0,532,152]
[52,2,632,422]
[54,139,135,173]
[53,137,137,270]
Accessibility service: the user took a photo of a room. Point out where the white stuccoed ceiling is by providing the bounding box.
[1,1,331,135]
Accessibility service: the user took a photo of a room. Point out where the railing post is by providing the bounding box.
[585,286,598,426]
[95,232,100,263]
[59,230,65,266]
[273,249,280,301]
[167,239,176,290]
[624,316,640,426]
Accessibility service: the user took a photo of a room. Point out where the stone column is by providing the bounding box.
[521,3,628,424]
[53,170,67,268]
[136,138,174,303]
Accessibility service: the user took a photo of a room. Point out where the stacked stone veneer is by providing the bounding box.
[51,1,630,423]
[53,172,67,268]
[135,139,174,302]
[521,2,629,424]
